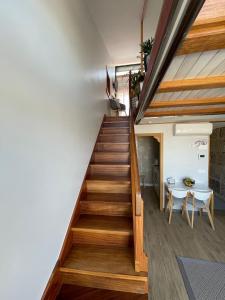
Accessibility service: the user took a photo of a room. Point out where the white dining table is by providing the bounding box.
[165,182,214,219]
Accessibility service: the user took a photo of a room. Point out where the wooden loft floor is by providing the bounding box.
[145,0,225,120]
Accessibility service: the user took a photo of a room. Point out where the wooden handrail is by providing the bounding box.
[129,70,142,216]
[130,115,142,216]
[129,100,148,272]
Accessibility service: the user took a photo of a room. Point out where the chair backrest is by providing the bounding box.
[171,188,188,199]
[193,190,212,203]
[109,98,120,110]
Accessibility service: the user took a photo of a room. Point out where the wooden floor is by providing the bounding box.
[143,187,225,300]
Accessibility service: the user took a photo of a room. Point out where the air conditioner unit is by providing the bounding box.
[174,123,213,136]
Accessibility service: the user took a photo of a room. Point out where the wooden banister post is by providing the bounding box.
[130,116,148,272]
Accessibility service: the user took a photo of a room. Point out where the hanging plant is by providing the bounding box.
[140,38,154,55]
[130,71,145,98]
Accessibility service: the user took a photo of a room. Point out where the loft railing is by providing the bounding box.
[135,0,205,123]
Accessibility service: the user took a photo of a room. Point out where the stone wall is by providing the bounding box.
[210,127,225,209]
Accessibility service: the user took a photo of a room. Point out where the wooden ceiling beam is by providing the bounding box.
[177,16,225,55]
[150,96,225,108]
[158,75,225,93]
[145,106,225,117]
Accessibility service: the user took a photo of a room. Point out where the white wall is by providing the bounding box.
[144,0,164,40]
[135,123,210,204]
[0,1,111,299]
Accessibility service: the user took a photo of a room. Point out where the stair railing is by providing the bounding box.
[129,82,148,272]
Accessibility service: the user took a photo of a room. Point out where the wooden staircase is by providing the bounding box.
[42,116,148,300]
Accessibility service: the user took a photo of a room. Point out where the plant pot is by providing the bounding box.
[144,54,150,72]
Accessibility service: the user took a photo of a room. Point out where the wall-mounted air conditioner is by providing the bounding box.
[174,123,213,136]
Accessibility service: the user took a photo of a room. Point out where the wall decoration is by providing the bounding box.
[193,139,208,149]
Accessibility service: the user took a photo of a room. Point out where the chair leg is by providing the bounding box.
[181,204,185,216]
[191,207,194,229]
[207,208,215,230]
[166,200,170,212]
[185,208,192,228]
[169,207,173,224]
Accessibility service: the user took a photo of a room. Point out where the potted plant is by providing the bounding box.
[140,38,154,72]
[138,72,145,91]
[183,177,195,187]
[130,71,145,99]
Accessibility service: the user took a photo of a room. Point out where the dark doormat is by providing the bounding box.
[177,256,225,300]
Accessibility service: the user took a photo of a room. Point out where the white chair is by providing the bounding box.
[167,188,188,224]
[183,190,215,230]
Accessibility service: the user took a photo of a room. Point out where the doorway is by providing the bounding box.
[137,133,163,211]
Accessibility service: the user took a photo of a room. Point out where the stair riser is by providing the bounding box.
[80,201,132,217]
[98,135,129,143]
[88,165,130,177]
[60,271,148,294]
[95,143,129,152]
[103,122,129,128]
[86,181,131,194]
[91,153,130,164]
[72,230,132,247]
[58,285,148,299]
[105,117,129,122]
[100,128,129,135]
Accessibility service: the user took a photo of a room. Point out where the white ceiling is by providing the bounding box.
[85,0,163,65]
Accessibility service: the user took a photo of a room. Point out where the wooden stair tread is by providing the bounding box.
[61,244,147,277]
[90,162,130,165]
[96,142,129,144]
[105,116,130,120]
[92,151,130,157]
[98,134,129,143]
[103,121,129,124]
[101,127,129,129]
[95,143,130,153]
[73,215,132,233]
[92,152,129,157]
[99,134,129,137]
[92,151,129,154]
[101,132,129,135]
[57,284,148,300]
[71,216,133,247]
[86,175,130,181]
[102,124,130,131]
[103,122,129,128]
[91,152,130,164]
[80,202,131,217]
[82,193,131,202]
[103,125,130,129]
